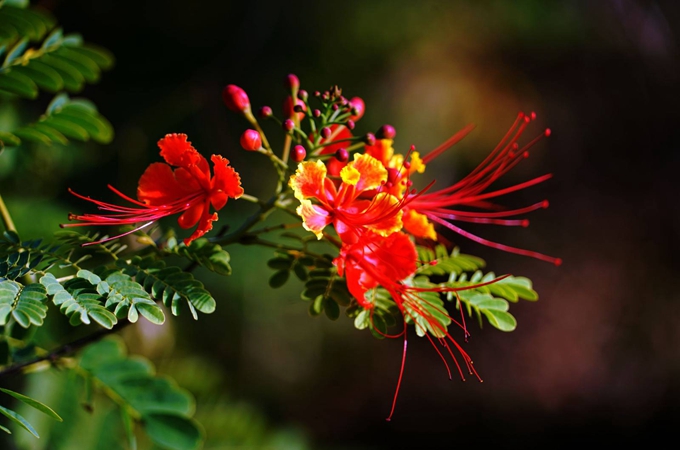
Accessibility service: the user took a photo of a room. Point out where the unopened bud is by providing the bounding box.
[240,129,262,151]
[285,74,300,91]
[349,97,365,121]
[364,132,376,146]
[283,119,295,132]
[335,148,349,162]
[376,124,396,140]
[222,84,250,113]
[283,96,306,120]
[313,109,321,118]
[292,145,306,162]
[259,106,273,118]
[298,89,308,101]
[321,127,331,139]
[347,120,355,130]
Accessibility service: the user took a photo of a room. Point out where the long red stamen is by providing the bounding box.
[427,214,562,265]
[386,332,408,422]
[421,124,476,165]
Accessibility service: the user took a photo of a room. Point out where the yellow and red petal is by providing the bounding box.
[210,154,244,209]
[348,154,387,192]
[157,133,203,168]
[364,192,403,237]
[296,199,331,239]
[403,209,437,240]
[289,160,327,201]
[340,164,361,186]
[137,162,194,206]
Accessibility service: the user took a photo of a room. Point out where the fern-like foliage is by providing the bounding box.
[0,279,47,327]
[162,237,232,276]
[117,256,216,320]
[0,0,114,149]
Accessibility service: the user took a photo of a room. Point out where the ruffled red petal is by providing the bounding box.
[158,133,202,168]
[210,154,244,208]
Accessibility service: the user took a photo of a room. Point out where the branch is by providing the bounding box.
[0,320,132,378]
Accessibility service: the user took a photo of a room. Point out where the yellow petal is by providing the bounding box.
[403,209,436,240]
[289,160,327,201]
[349,154,387,192]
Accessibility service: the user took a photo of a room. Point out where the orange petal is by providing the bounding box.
[289,160,327,201]
[137,162,196,206]
[364,139,394,166]
[158,133,202,168]
[403,210,437,240]
[364,193,403,237]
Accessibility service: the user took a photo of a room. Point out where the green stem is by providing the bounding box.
[0,193,16,233]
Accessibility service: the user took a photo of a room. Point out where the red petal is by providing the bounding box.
[177,201,204,229]
[158,133,202,168]
[184,209,218,245]
[210,154,244,208]
[137,163,195,206]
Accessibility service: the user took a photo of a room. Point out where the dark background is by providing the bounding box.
[5,0,680,448]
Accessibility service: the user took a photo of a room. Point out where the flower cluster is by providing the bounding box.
[64,74,559,420]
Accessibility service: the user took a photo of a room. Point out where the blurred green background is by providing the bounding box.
[2,0,679,448]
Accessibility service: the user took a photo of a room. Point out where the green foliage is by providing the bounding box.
[0,279,47,328]
[117,256,216,320]
[0,1,114,149]
[0,387,62,438]
[416,244,486,276]
[11,93,114,145]
[162,237,232,276]
[78,337,203,450]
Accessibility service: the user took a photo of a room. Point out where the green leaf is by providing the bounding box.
[482,309,517,332]
[11,63,62,91]
[67,44,115,70]
[12,126,50,144]
[143,414,203,450]
[0,280,48,328]
[0,388,62,421]
[41,116,89,141]
[323,298,339,320]
[0,130,20,146]
[268,270,289,288]
[0,68,37,98]
[2,36,27,66]
[0,405,38,438]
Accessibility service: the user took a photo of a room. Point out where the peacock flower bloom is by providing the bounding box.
[334,231,505,420]
[63,133,244,246]
[401,113,561,265]
[289,153,407,244]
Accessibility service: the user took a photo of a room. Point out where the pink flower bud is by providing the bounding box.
[240,129,262,151]
[321,127,331,139]
[376,124,396,140]
[259,106,273,118]
[347,120,355,130]
[298,89,308,101]
[292,145,306,162]
[313,109,321,118]
[335,148,349,162]
[285,74,300,91]
[222,84,250,112]
[349,97,365,121]
[364,133,376,146]
[283,119,295,132]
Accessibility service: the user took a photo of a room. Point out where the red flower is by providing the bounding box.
[404,112,561,265]
[335,231,505,420]
[63,133,244,246]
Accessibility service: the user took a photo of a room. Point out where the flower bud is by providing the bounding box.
[376,124,396,140]
[283,96,306,120]
[222,84,250,113]
[313,91,321,97]
[364,132,376,146]
[285,74,300,91]
[313,109,321,118]
[298,89,308,101]
[335,148,349,162]
[349,97,365,121]
[321,127,331,139]
[346,120,355,130]
[259,106,273,118]
[283,119,295,132]
[292,145,306,162]
[240,129,262,151]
